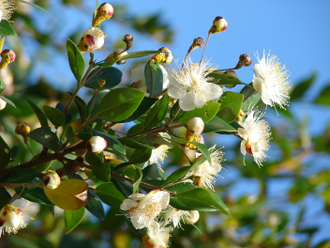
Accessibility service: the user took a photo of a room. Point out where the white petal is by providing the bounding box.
[194,94,207,108]
[237,128,248,140]
[204,83,223,101]
[12,199,27,209]
[160,65,169,89]
[252,77,263,94]
[129,193,145,201]
[167,85,186,99]
[120,199,138,211]
[131,65,145,82]
[179,93,196,111]
[240,140,247,156]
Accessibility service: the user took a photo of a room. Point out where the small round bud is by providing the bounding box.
[123,34,133,51]
[0,98,7,110]
[235,53,253,69]
[77,27,105,53]
[15,123,31,136]
[86,136,107,153]
[105,49,128,64]
[97,79,106,88]
[193,37,205,49]
[209,16,227,34]
[187,117,204,135]
[92,3,114,27]
[103,154,113,162]
[151,47,173,64]
[1,49,16,62]
[183,210,200,225]
[43,170,61,190]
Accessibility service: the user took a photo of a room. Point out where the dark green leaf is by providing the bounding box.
[129,148,152,163]
[65,207,85,234]
[0,20,17,36]
[314,84,330,106]
[144,61,163,97]
[3,169,37,183]
[204,116,237,133]
[0,95,16,108]
[87,89,110,118]
[85,189,105,220]
[240,84,261,112]
[0,187,11,209]
[0,79,6,93]
[66,39,86,83]
[14,187,54,206]
[179,102,220,124]
[191,141,211,165]
[73,95,87,122]
[85,67,123,89]
[28,127,61,153]
[119,97,157,123]
[291,73,316,101]
[144,94,169,130]
[56,102,72,125]
[112,177,134,197]
[97,88,145,122]
[95,182,126,208]
[43,106,65,128]
[120,138,154,149]
[10,145,19,160]
[209,71,243,85]
[142,164,168,187]
[25,99,49,127]
[217,92,244,123]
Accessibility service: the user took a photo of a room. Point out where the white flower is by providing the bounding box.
[143,221,172,248]
[237,107,271,167]
[185,145,223,190]
[131,64,170,92]
[77,27,105,53]
[0,200,33,237]
[164,206,199,228]
[167,58,223,111]
[252,50,291,109]
[120,190,170,229]
[0,0,15,22]
[86,136,107,153]
[0,98,7,110]
[144,133,171,168]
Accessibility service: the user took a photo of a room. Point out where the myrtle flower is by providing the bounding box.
[252,50,290,109]
[144,133,172,168]
[120,190,170,229]
[185,145,223,190]
[143,221,172,248]
[77,27,105,53]
[0,200,33,237]
[0,0,16,22]
[0,98,7,110]
[168,58,223,111]
[237,107,271,167]
[164,206,199,228]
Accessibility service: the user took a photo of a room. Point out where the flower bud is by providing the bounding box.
[0,49,16,69]
[123,34,133,51]
[187,37,205,54]
[103,154,113,162]
[105,49,128,64]
[234,53,253,69]
[183,210,199,225]
[77,27,105,53]
[0,98,7,110]
[209,16,227,34]
[15,123,31,136]
[151,47,173,64]
[92,3,114,27]
[43,170,61,190]
[86,136,107,153]
[187,117,204,135]
[97,79,106,88]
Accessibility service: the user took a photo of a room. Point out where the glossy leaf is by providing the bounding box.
[43,106,65,128]
[85,67,123,89]
[95,182,125,209]
[65,207,85,234]
[25,99,49,127]
[2,169,37,183]
[0,20,17,36]
[217,92,244,123]
[144,61,163,97]
[120,138,154,149]
[191,141,211,165]
[209,71,243,85]
[0,188,11,209]
[28,127,61,153]
[204,116,237,133]
[44,179,88,210]
[87,89,110,118]
[66,39,86,82]
[120,97,157,123]
[144,94,169,130]
[73,95,87,122]
[14,187,54,206]
[129,148,152,163]
[97,88,145,122]
[85,189,105,220]
[0,79,6,93]
[179,102,220,124]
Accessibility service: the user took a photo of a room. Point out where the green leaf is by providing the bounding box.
[87,89,110,118]
[0,79,6,93]
[43,106,65,128]
[120,138,154,149]
[66,39,86,83]
[56,102,72,125]
[14,187,54,206]
[314,84,330,106]
[179,102,220,124]
[291,73,316,101]
[0,188,11,209]
[124,165,143,194]
[95,182,126,208]
[2,169,37,183]
[97,88,145,122]
[65,207,85,234]
[144,61,164,97]
[120,97,157,123]
[73,95,88,122]
[0,95,16,108]
[204,116,237,133]
[240,84,261,112]
[129,148,152,163]
[98,50,159,68]
[209,71,243,85]
[217,92,244,123]
[0,137,10,169]
[28,127,61,153]
[0,20,17,36]
[144,94,169,130]
[17,0,50,13]
[191,142,211,165]
[92,161,111,182]
[33,156,52,172]
[142,164,168,187]
[85,67,123,89]
[25,99,49,127]
[10,145,19,160]
[85,189,105,220]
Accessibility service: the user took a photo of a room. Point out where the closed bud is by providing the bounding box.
[103,154,113,162]
[105,49,128,64]
[187,117,204,136]
[43,170,61,190]
[97,79,106,88]
[0,98,7,110]
[151,47,173,64]
[77,27,106,53]
[183,210,200,225]
[0,49,16,69]
[235,53,253,69]
[209,16,227,34]
[86,136,107,153]
[123,34,133,51]
[187,37,205,54]
[92,3,114,27]
[15,123,31,136]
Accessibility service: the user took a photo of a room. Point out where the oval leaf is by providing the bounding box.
[217,92,244,123]
[85,67,123,89]
[144,94,169,130]
[144,61,163,97]
[66,39,86,83]
[95,182,125,209]
[28,127,61,153]
[85,189,105,220]
[0,20,17,36]
[179,102,221,124]
[25,99,49,127]
[43,106,65,128]
[65,207,85,234]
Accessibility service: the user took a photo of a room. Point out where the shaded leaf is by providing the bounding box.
[65,207,85,234]
[25,99,49,127]
[85,189,105,220]
[144,61,163,97]
[144,94,169,130]
[66,39,86,82]
[28,127,61,153]
[217,92,244,123]
[43,106,65,128]
[95,182,125,209]
[314,84,330,106]
[204,116,237,133]
[85,67,123,89]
